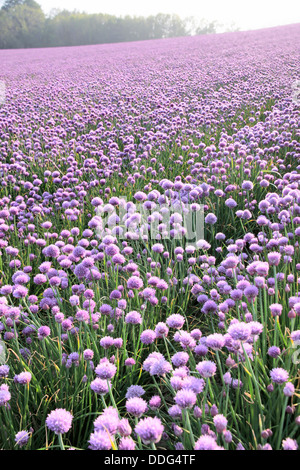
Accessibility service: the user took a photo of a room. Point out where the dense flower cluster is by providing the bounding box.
[0,24,299,450]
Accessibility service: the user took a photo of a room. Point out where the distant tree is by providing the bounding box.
[0,1,45,48]
[24,0,42,8]
[1,0,23,10]
[0,0,228,49]
[196,20,218,35]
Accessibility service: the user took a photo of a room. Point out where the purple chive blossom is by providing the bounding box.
[0,365,10,378]
[206,333,225,350]
[88,430,112,450]
[194,435,223,450]
[126,397,148,417]
[174,389,197,409]
[196,361,217,378]
[155,322,169,338]
[95,362,117,379]
[268,346,281,358]
[267,252,281,266]
[16,372,32,385]
[244,285,258,301]
[282,438,298,450]
[140,329,156,344]
[205,213,217,225]
[119,437,136,450]
[227,322,252,341]
[127,276,143,289]
[125,358,136,367]
[125,385,145,399]
[15,430,30,447]
[94,407,119,434]
[269,303,283,317]
[270,368,289,384]
[135,417,164,444]
[283,383,295,397]
[90,378,110,395]
[149,358,172,376]
[46,409,73,434]
[99,336,114,349]
[0,384,11,406]
[166,314,185,329]
[125,310,142,324]
[118,418,132,437]
[38,326,51,338]
[213,414,228,433]
[149,395,161,410]
[171,352,189,367]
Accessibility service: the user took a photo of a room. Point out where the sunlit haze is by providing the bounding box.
[34,0,300,31]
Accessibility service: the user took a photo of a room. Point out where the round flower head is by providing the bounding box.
[83,349,94,361]
[125,310,142,324]
[194,435,223,450]
[125,385,145,399]
[126,397,148,417]
[119,436,136,450]
[0,384,11,406]
[175,389,197,409]
[149,395,161,410]
[213,414,228,433]
[100,336,114,349]
[0,365,10,378]
[44,244,60,258]
[94,407,119,435]
[118,418,132,437]
[155,322,169,338]
[182,377,205,394]
[149,358,172,376]
[205,213,217,225]
[270,368,289,384]
[38,326,51,338]
[16,372,32,385]
[206,333,225,350]
[90,378,110,395]
[269,303,283,317]
[267,252,281,266]
[227,322,251,342]
[34,274,47,285]
[95,361,117,379]
[282,438,298,450]
[135,416,164,444]
[15,430,30,448]
[171,352,189,367]
[152,243,164,253]
[46,408,73,434]
[291,330,300,342]
[283,383,295,397]
[244,285,258,300]
[140,329,156,345]
[222,255,239,269]
[201,300,218,314]
[89,430,112,450]
[196,360,217,378]
[241,180,253,191]
[248,321,263,336]
[268,346,281,358]
[127,276,143,290]
[166,314,185,329]
[125,358,136,367]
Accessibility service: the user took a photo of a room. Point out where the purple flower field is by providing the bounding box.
[0,24,299,450]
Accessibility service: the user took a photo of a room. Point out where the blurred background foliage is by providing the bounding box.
[0,0,238,48]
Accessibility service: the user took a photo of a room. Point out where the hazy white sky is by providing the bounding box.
[36,0,300,30]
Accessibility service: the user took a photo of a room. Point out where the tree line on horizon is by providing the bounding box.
[0,0,238,49]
